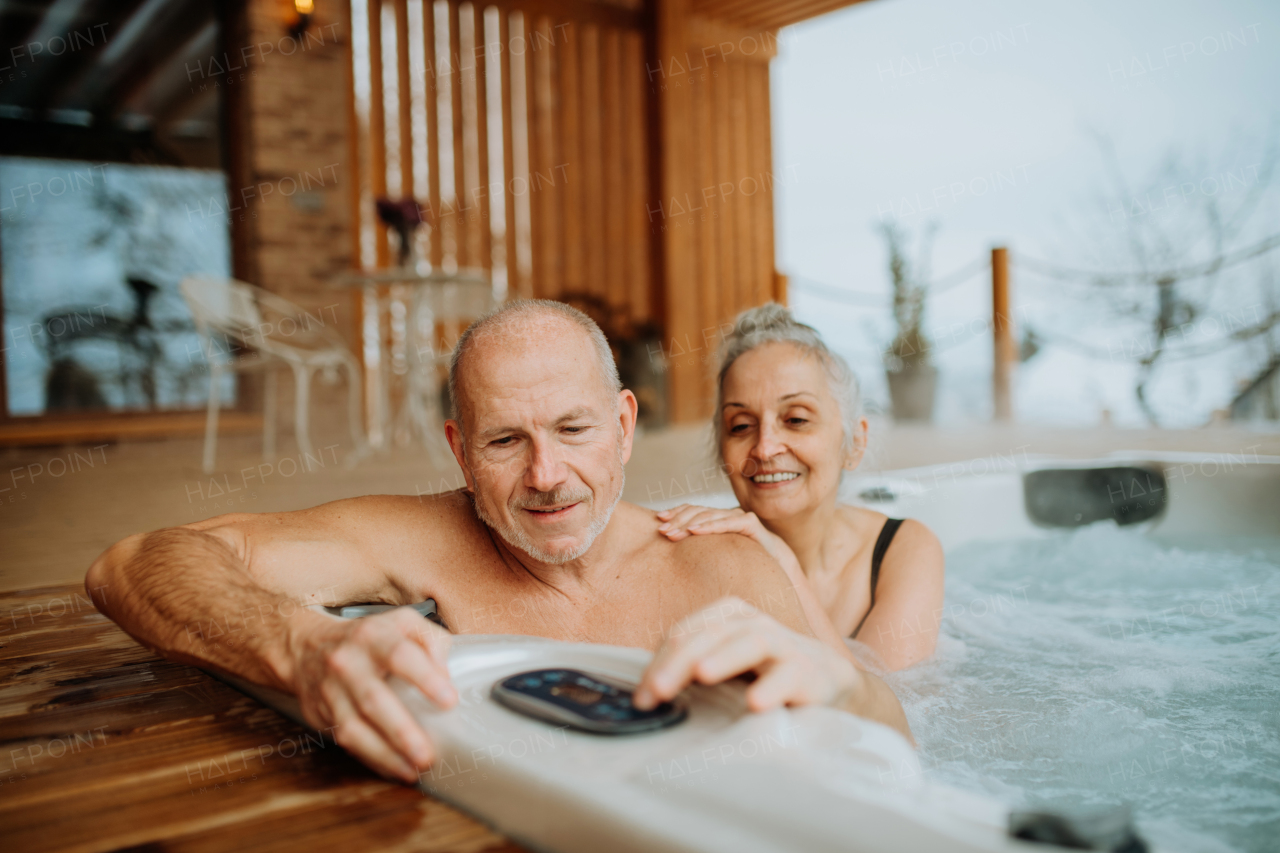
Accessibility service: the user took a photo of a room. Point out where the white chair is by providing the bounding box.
[180,276,368,473]
[404,277,495,466]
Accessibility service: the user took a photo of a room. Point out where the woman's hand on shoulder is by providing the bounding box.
[656,505,800,576]
[656,504,756,540]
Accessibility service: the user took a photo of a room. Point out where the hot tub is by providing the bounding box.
[224,450,1277,853]
[653,449,1280,853]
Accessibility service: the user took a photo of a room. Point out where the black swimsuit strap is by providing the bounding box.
[851,517,905,639]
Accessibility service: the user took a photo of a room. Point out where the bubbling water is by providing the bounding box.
[885,524,1280,853]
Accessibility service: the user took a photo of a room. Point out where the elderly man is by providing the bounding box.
[88,300,910,783]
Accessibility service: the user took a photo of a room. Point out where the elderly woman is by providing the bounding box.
[656,304,944,671]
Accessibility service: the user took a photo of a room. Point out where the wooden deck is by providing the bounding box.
[0,584,526,853]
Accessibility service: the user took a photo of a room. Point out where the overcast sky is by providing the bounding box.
[773,0,1280,426]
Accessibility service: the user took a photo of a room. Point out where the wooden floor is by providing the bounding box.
[0,583,527,853]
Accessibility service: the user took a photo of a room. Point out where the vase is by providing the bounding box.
[886,361,936,422]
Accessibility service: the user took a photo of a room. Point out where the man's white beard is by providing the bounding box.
[474,470,625,565]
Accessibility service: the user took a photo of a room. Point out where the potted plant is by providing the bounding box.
[881,220,937,421]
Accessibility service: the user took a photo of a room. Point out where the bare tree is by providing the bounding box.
[1034,131,1280,424]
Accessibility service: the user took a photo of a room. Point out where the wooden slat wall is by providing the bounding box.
[348,0,802,423]
[347,0,654,335]
[656,2,780,421]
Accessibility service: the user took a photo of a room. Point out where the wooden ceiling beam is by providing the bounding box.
[9,0,150,113]
[687,13,778,61]
[54,0,210,116]
[0,0,60,67]
[688,0,869,33]
[140,19,219,127]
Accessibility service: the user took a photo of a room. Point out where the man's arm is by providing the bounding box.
[88,524,323,686]
[634,595,913,743]
[88,497,417,680]
[854,519,945,670]
[638,535,913,743]
[86,495,462,781]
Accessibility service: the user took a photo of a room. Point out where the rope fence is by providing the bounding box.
[788,234,1280,363]
[790,257,988,306]
[1017,233,1280,284]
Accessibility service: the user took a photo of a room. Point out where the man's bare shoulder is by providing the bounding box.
[309,489,481,529]
[614,502,809,635]
[672,533,809,634]
[185,489,491,584]
[178,489,493,606]
[188,488,479,537]
[614,501,775,572]
[667,528,778,581]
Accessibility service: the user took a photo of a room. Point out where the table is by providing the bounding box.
[329,269,494,459]
[0,584,526,853]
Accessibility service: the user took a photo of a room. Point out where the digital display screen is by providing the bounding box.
[494,669,686,735]
[550,684,604,705]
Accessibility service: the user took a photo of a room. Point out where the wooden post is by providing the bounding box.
[654,0,700,423]
[991,246,1014,422]
[773,271,789,306]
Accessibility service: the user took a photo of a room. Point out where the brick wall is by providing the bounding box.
[234,0,355,327]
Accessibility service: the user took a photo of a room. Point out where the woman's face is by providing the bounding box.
[719,342,866,522]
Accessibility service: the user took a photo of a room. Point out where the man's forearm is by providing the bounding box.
[837,670,914,745]
[86,526,324,691]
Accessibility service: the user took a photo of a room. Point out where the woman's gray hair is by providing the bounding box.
[714,303,862,456]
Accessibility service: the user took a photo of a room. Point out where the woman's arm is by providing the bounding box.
[854,519,945,670]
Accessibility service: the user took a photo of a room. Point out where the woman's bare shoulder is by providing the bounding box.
[834,504,889,541]
[878,517,945,577]
[830,507,943,573]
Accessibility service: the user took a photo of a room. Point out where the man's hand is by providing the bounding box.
[290,608,458,783]
[632,596,863,713]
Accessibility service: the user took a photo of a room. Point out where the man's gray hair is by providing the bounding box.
[448,299,622,423]
[715,303,862,454]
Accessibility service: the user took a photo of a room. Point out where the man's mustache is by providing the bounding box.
[511,487,593,510]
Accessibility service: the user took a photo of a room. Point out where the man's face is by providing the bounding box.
[445,321,636,565]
